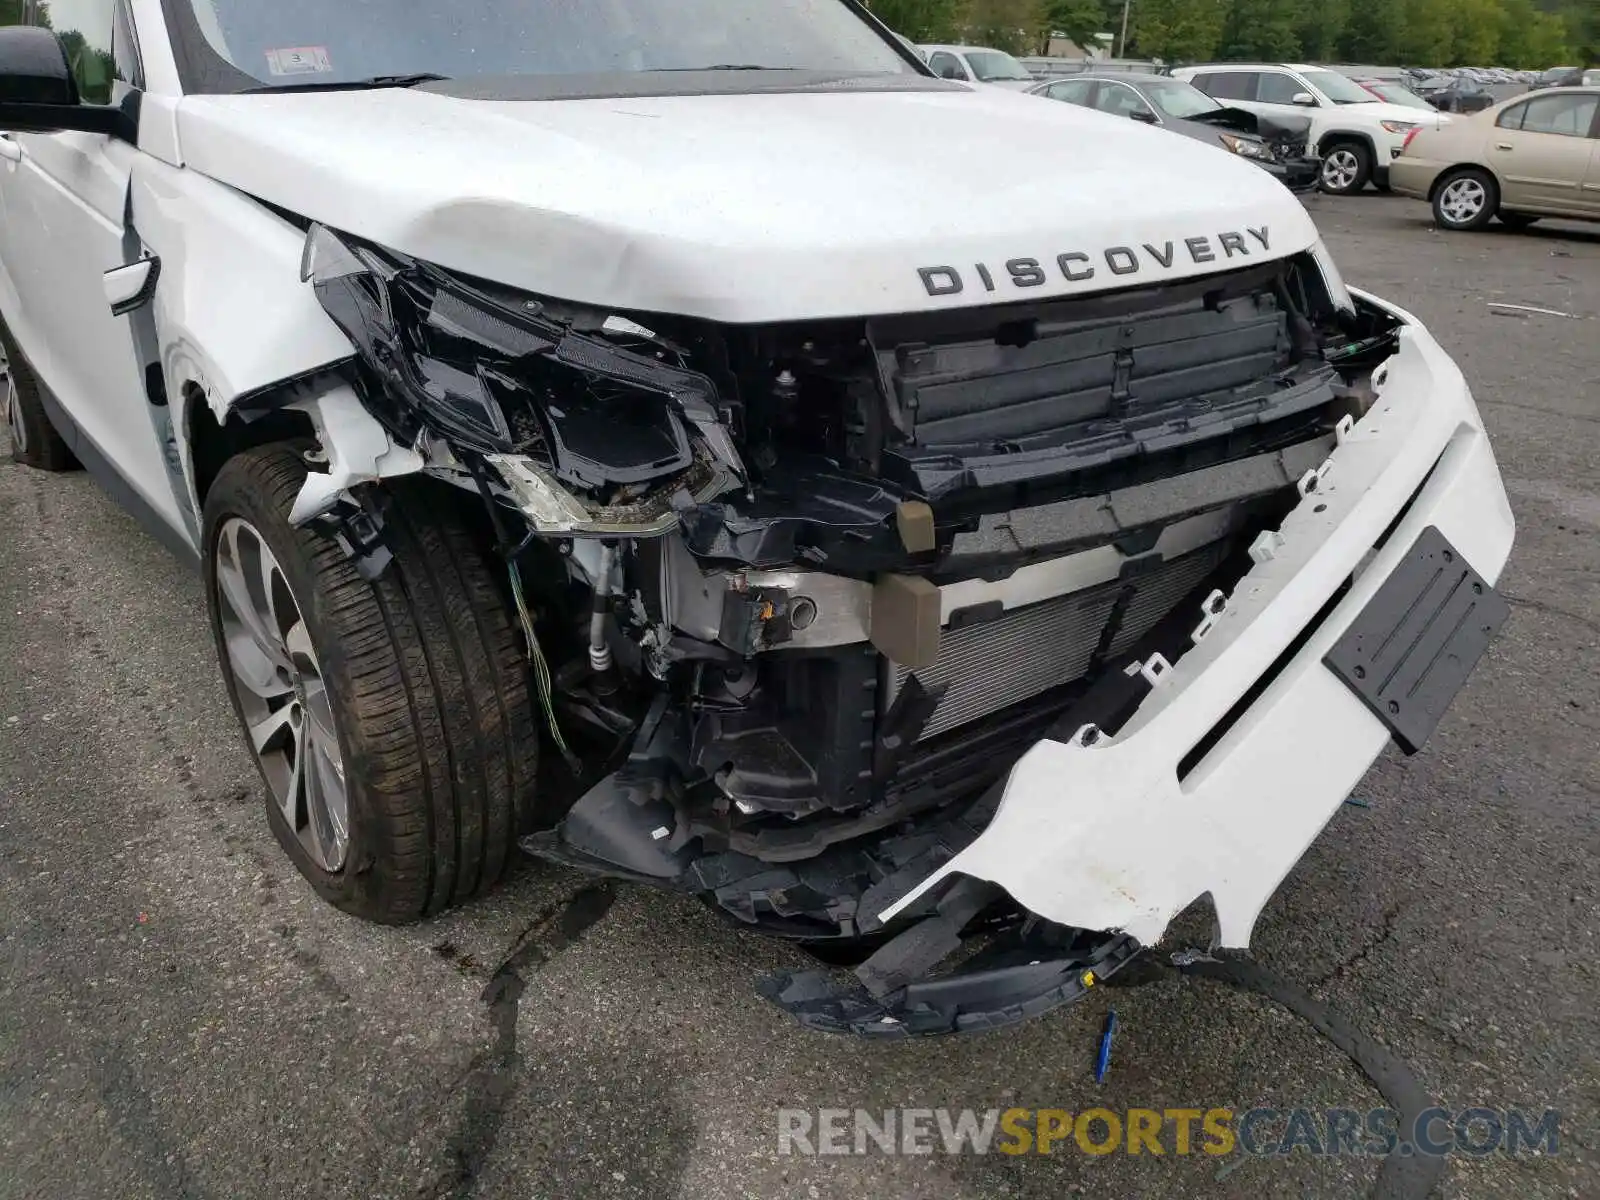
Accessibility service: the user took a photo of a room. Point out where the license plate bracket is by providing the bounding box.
[1323,525,1509,754]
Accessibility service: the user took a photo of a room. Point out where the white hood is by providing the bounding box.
[1339,99,1451,126]
[175,85,1318,324]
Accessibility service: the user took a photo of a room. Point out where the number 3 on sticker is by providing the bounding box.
[266,47,332,76]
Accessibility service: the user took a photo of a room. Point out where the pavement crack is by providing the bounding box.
[426,883,616,1199]
[1502,591,1600,638]
[1311,902,1404,990]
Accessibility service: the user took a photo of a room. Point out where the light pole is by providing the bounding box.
[1118,0,1132,59]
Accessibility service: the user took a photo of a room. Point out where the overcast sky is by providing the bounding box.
[42,0,106,38]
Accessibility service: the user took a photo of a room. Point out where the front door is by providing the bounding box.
[1490,91,1600,213]
[0,2,192,546]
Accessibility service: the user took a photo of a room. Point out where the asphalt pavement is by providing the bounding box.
[1,193,1596,1199]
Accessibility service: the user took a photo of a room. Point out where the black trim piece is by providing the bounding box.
[0,99,134,139]
[231,360,359,416]
[108,256,160,317]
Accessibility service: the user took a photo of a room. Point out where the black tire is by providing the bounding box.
[1497,211,1540,231]
[203,444,541,923]
[0,319,77,471]
[1319,141,1373,195]
[1431,167,1498,231]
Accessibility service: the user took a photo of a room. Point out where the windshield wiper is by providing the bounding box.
[242,73,449,94]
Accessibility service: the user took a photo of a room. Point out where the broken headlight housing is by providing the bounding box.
[1219,133,1276,162]
[300,223,742,533]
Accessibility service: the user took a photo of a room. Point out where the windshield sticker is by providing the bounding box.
[265,47,333,76]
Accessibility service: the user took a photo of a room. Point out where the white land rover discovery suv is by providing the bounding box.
[1172,63,1452,195]
[0,0,1512,1036]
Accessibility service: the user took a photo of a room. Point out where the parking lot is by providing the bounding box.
[1,191,1596,1200]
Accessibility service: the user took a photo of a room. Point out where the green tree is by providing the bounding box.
[866,0,964,41]
[960,0,1049,54]
[1502,0,1576,64]
[1217,0,1306,60]
[1296,0,1350,60]
[1337,0,1402,62]
[1388,0,1456,64]
[1129,0,1227,61]
[1453,0,1505,62]
[1045,0,1116,49]
[1556,0,1594,60]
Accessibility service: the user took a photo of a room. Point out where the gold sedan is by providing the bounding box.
[1390,86,1600,230]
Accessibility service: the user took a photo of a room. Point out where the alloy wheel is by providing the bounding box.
[1438,177,1487,226]
[3,357,24,458]
[1321,149,1361,192]
[214,517,350,872]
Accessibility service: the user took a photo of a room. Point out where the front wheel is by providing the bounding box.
[1432,168,1498,230]
[203,445,541,923]
[1319,143,1372,195]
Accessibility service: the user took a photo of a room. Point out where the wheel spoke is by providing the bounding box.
[305,737,348,871]
[257,542,289,650]
[284,620,316,675]
[283,720,308,828]
[302,678,340,758]
[225,631,293,701]
[5,378,24,456]
[217,531,290,670]
[248,703,297,754]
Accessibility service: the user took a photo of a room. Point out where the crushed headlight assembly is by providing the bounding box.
[298,222,745,505]
[486,451,735,537]
[1220,133,1276,162]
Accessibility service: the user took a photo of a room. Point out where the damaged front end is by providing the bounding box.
[294,223,1417,1035]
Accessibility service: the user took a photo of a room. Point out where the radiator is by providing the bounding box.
[888,543,1227,741]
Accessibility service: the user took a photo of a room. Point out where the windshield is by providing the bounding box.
[1138,78,1222,119]
[964,50,1032,82]
[1365,82,1434,111]
[167,0,917,93]
[1301,69,1381,105]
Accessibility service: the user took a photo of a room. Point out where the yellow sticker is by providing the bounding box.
[1082,970,1096,988]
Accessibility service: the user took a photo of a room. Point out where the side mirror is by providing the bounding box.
[0,26,131,138]
[937,62,966,81]
[1290,91,1317,106]
[1130,108,1159,123]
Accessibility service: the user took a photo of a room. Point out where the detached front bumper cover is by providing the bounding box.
[765,295,1513,1035]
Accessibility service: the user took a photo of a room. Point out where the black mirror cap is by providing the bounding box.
[1131,109,1159,123]
[0,26,135,139]
[0,26,77,107]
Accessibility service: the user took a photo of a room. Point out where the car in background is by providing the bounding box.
[1171,63,1449,195]
[1554,68,1599,87]
[1028,73,1322,192]
[1354,79,1438,111]
[919,44,1036,90]
[1425,80,1497,113]
[1391,86,1600,230]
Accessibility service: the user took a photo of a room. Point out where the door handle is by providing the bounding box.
[1494,142,1514,151]
[0,137,21,164]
